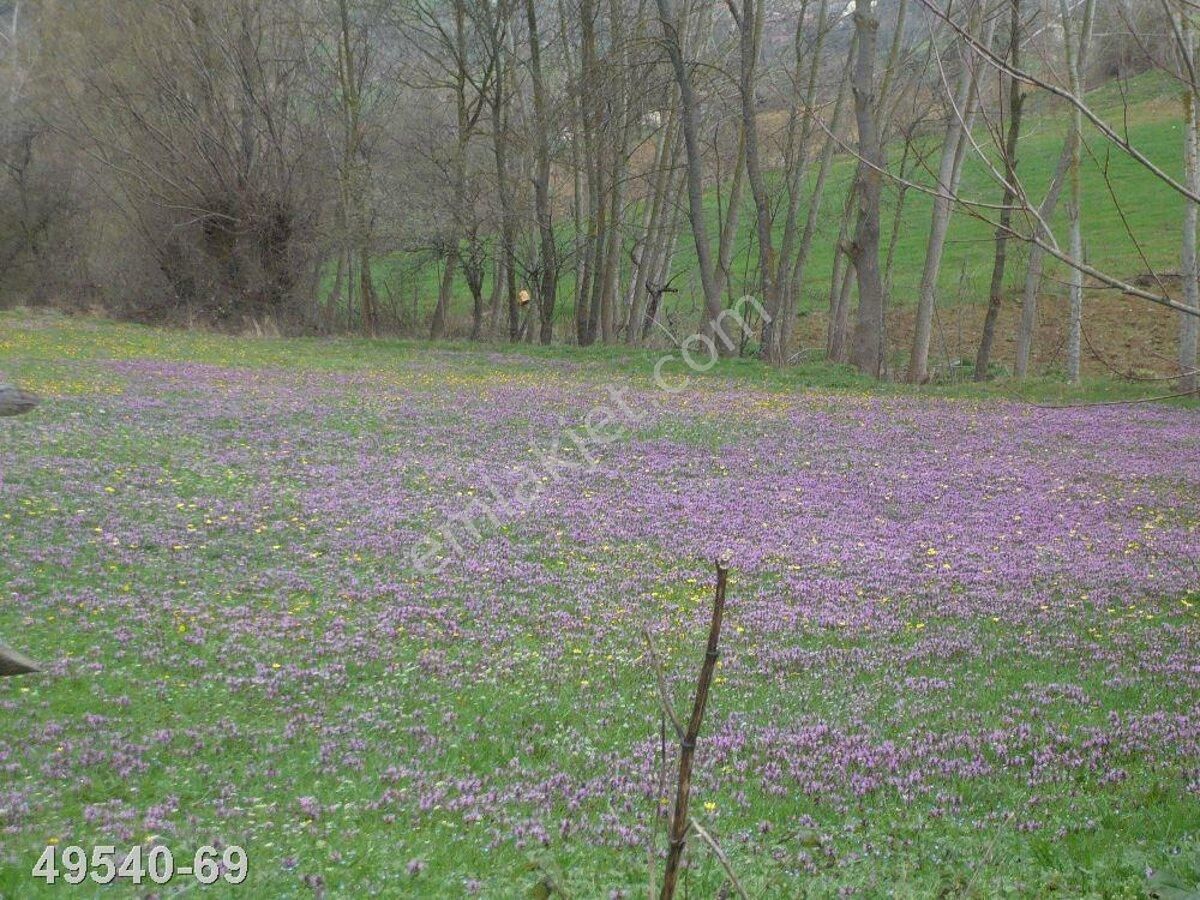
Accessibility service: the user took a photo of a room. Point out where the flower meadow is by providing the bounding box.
[1,316,1199,897]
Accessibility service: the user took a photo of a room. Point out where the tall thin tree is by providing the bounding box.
[848,0,885,377]
[1060,0,1096,383]
[973,0,1024,380]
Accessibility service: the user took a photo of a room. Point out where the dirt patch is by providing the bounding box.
[793,288,1184,379]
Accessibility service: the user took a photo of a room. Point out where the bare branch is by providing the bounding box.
[642,627,686,742]
[687,817,749,900]
[914,0,1200,205]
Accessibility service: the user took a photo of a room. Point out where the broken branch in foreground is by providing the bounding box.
[646,556,733,900]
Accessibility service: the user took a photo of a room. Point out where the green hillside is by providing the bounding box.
[354,71,1187,343]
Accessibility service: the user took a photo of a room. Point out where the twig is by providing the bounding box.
[962,810,1016,896]
[810,89,1200,320]
[642,628,685,741]
[687,817,749,900]
[659,556,731,900]
[914,0,1200,205]
[1080,320,1200,384]
[1030,387,1200,409]
[648,828,657,900]
[649,713,666,900]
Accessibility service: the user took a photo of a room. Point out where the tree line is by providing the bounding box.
[1,0,1196,387]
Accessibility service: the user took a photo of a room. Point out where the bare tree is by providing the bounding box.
[56,0,322,328]
[914,0,1198,342]
[1013,129,1076,378]
[403,0,497,339]
[656,0,731,346]
[325,0,385,335]
[525,0,559,345]
[1175,1,1199,391]
[848,0,886,377]
[624,101,682,346]
[788,39,855,364]
[479,0,521,342]
[827,177,857,363]
[759,0,841,364]
[732,0,775,353]
[973,0,1024,380]
[908,1,993,384]
[1061,0,1096,383]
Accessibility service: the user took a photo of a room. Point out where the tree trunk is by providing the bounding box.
[790,41,854,360]
[430,246,459,340]
[830,257,855,364]
[772,8,845,360]
[526,0,556,344]
[848,0,885,378]
[326,250,345,332]
[713,124,747,302]
[1179,6,1199,392]
[1061,0,1096,383]
[336,0,376,336]
[762,0,819,362]
[489,40,520,344]
[488,254,505,337]
[599,0,633,344]
[577,0,602,346]
[465,243,486,342]
[974,0,1024,381]
[656,0,726,344]
[1014,6,1095,378]
[359,246,378,337]
[626,112,679,344]
[1014,141,1073,377]
[599,134,625,343]
[908,4,990,383]
[432,0,477,341]
[643,180,685,341]
[738,0,777,355]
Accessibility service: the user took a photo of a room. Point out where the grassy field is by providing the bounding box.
[357,71,1192,362]
[1,313,1198,897]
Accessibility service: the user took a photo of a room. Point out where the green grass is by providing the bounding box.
[0,315,1197,898]
[3,309,1194,408]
